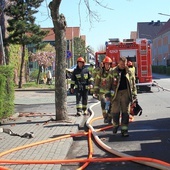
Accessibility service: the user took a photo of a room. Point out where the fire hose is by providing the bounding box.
[152,81,170,92]
[0,102,169,170]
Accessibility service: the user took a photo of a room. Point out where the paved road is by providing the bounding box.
[62,73,170,170]
[0,91,95,170]
[0,73,169,170]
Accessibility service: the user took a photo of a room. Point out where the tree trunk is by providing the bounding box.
[14,69,18,85]
[49,0,68,121]
[18,44,25,88]
[36,66,41,84]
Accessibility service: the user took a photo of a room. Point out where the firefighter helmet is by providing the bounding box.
[127,61,133,67]
[77,57,85,63]
[103,56,112,63]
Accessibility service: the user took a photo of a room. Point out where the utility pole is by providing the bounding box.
[71,27,74,66]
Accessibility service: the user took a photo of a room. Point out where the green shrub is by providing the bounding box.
[0,66,14,120]
[152,65,166,74]
[152,65,170,75]
[166,67,170,75]
[30,69,39,81]
[30,69,46,82]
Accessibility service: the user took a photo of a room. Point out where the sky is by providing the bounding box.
[35,0,170,51]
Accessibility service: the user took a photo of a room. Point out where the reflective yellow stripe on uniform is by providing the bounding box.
[99,89,110,94]
[75,74,81,78]
[85,85,89,89]
[94,85,99,89]
[112,72,118,77]
[76,104,82,109]
[96,74,101,79]
[89,77,94,81]
[71,80,75,84]
[82,104,87,110]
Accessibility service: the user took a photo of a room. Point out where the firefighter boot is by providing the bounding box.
[76,109,82,116]
[112,125,119,135]
[104,116,109,123]
[121,130,129,137]
[83,110,88,115]
[121,126,129,137]
[76,112,82,116]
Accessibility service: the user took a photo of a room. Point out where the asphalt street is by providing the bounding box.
[0,73,170,170]
[62,73,170,170]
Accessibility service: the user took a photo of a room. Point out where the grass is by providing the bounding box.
[15,81,55,89]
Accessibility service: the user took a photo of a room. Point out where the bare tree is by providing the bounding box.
[48,0,113,121]
[49,0,68,121]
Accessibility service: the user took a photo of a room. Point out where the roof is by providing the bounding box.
[137,21,166,39]
[41,27,81,41]
[157,19,170,36]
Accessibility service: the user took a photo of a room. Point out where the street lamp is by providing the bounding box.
[158,13,170,17]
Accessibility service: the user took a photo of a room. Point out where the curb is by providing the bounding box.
[15,88,55,91]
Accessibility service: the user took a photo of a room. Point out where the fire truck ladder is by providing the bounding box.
[140,43,148,77]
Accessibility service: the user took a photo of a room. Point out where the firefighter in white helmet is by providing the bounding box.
[93,56,113,124]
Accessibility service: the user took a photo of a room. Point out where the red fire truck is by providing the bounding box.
[95,38,152,92]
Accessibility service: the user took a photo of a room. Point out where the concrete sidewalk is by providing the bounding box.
[0,90,96,170]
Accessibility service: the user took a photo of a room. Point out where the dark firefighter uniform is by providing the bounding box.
[93,56,113,123]
[110,57,137,137]
[70,57,94,116]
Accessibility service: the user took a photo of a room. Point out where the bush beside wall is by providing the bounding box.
[152,65,170,75]
[0,66,14,120]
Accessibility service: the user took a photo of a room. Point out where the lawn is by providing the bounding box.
[15,81,55,90]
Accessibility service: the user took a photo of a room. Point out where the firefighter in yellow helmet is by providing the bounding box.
[93,56,113,124]
[70,57,94,116]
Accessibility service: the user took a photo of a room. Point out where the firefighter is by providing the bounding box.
[93,56,113,123]
[91,61,103,98]
[127,61,136,79]
[88,61,96,75]
[93,61,104,78]
[110,56,137,137]
[70,57,94,116]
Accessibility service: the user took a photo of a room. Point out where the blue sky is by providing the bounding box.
[35,0,170,51]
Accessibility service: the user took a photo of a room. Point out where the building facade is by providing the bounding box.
[152,19,170,66]
[133,20,170,66]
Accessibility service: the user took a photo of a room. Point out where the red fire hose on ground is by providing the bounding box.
[0,102,169,170]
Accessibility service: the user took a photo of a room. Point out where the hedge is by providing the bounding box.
[0,65,14,120]
[152,65,170,75]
